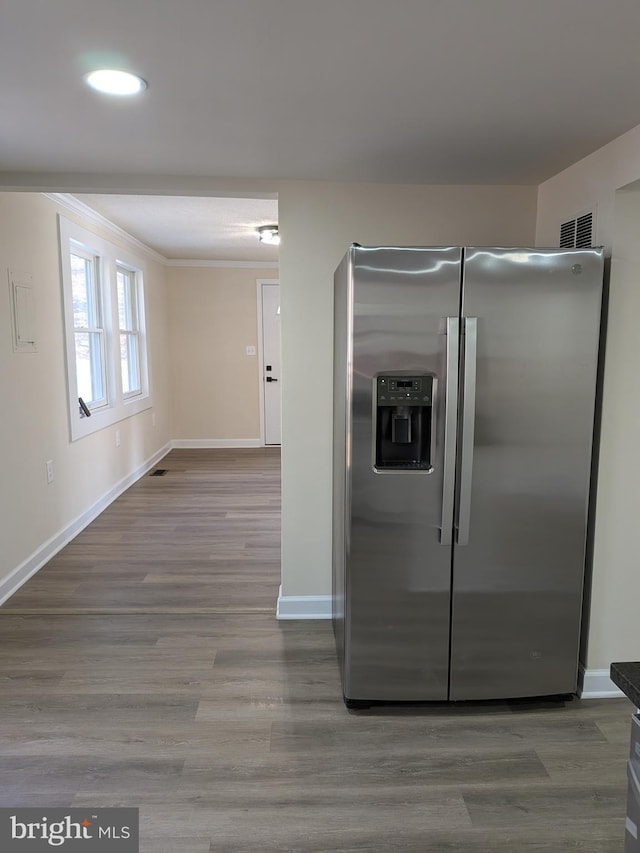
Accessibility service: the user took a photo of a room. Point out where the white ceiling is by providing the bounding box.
[4,0,640,258]
[74,194,279,262]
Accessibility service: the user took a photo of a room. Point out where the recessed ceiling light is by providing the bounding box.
[85,69,147,96]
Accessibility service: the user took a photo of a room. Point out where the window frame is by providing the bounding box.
[59,216,152,441]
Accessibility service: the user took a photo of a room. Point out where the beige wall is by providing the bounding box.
[585,187,640,671]
[536,122,640,251]
[278,180,538,597]
[166,265,278,442]
[0,192,171,596]
[536,122,640,672]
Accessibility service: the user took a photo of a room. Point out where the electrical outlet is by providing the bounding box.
[246,345,256,356]
[45,460,54,484]
[115,429,121,447]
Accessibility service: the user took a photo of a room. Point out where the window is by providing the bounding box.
[117,265,141,397]
[70,248,106,407]
[59,216,151,440]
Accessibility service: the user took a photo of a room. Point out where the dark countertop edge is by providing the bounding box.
[611,662,640,707]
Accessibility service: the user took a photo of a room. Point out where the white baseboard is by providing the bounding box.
[171,439,261,449]
[276,585,332,620]
[0,442,172,607]
[579,666,625,699]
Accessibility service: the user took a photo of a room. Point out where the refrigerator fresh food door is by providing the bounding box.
[345,245,462,701]
[449,247,604,700]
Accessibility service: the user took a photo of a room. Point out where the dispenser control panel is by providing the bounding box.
[377,375,433,405]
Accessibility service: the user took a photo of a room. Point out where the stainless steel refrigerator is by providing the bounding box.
[332,245,604,707]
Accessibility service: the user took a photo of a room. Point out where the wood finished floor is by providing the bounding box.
[0,448,633,852]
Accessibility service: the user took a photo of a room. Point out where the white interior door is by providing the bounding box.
[261,282,281,445]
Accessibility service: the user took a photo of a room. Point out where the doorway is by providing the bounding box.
[257,279,282,445]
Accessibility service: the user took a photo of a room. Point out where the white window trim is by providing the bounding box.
[59,215,152,441]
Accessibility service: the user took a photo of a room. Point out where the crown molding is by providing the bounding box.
[44,192,167,264]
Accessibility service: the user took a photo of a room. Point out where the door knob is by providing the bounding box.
[266,376,279,382]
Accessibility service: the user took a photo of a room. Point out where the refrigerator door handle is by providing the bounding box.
[457,316,477,545]
[440,317,459,546]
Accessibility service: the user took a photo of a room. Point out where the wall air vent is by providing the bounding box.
[559,211,594,248]
[149,468,168,477]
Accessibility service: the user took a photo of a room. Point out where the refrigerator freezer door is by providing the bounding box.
[344,246,462,701]
[449,248,604,700]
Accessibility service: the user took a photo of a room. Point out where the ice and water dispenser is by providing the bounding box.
[374,375,435,471]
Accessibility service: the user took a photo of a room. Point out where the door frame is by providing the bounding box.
[256,278,281,446]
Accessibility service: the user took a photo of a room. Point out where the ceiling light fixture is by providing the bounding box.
[257,225,280,245]
[85,69,147,96]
